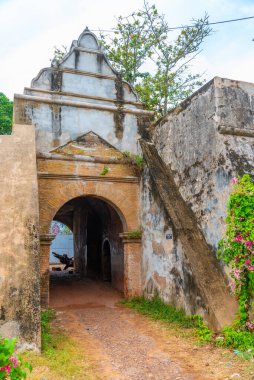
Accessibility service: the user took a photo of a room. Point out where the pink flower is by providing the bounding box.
[246,321,254,331]
[238,217,244,221]
[10,356,19,368]
[234,256,239,262]
[247,266,254,271]
[245,241,253,247]
[233,268,242,280]
[234,235,243,242]
[245,259,251,265]
[232,177,238,184]
[0,364,11,375]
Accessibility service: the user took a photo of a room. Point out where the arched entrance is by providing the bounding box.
[51,196,124,287]
[39,191,141,307]
[38,156,142,307]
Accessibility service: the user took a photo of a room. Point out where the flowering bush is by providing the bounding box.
[218,174,254,330]
[0,337,32,379]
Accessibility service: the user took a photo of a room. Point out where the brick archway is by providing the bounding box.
[38,175,141,307]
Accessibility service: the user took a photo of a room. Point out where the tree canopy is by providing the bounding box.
[0,92,13,134]
[100,2,212,117]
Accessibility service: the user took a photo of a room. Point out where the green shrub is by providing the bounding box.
[217,174,254,329]
[0,93,13,135]
[0,337,32,379]
[215,325,254,351]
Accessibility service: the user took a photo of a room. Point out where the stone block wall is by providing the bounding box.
[0,124,40,351]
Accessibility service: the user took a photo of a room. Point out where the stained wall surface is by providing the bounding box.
[0,124,40,350]
[153,77,254,249]
[141,77,254,323]
[13,29,153,156]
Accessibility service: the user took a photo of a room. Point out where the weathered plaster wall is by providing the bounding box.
[0,124,40,351]
[13,29,153,155]
[153,77,254,250]
[141,169,205,316]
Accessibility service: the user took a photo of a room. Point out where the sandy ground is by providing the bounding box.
[49,274,253,380]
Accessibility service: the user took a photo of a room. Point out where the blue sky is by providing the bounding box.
[0,0,254,99]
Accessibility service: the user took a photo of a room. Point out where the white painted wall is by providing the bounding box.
[50,234,74,263]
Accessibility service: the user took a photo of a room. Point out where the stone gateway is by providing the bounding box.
[1,28,253,351]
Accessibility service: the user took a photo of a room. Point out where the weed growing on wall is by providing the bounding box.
[123,151,144,169]
[126,228,142,239]
[218,174,254,330]
[100,166,109,176]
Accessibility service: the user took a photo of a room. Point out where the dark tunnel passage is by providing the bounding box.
[50,196,124,292]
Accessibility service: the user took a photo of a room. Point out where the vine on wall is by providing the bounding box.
[218,174,254,330]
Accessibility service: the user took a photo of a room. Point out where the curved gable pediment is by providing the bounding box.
[58,28,116,76]
[77,28,100,50]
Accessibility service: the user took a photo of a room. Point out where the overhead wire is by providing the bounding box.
[89,15,254,33]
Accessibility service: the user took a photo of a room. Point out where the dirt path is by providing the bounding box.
[49,275,252,380]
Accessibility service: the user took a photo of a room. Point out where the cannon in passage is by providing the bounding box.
[52,252,74,270]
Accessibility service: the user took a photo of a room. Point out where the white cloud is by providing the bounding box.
[0,0,254,98]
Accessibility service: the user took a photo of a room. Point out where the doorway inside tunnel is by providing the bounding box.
[49,196,125,303]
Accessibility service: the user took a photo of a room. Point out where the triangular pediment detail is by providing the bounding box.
[50,131,123,160]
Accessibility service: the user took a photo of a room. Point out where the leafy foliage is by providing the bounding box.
[51,45,68,66]
[0,337,32,379]
[0,93,13,135]
[218,175,254,329]
[215,325,254,351]
[100,2,212,117]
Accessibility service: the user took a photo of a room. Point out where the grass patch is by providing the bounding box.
[121,296,254,355]
[215,325,254,352]
[24,309,96,380]
[41,308,56,353]
[121,296,212,342]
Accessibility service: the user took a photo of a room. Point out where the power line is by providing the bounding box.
[90,15,254,33]
[169,15,254,30]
